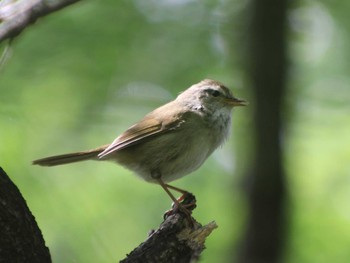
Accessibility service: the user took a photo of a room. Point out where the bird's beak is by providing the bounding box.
[226,97,248,107]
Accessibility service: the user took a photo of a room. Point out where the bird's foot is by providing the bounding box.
[163,192,197,226]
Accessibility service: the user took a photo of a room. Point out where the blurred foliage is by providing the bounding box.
[1,0,350,262]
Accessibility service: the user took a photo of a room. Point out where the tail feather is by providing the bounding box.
[32,146,107,167]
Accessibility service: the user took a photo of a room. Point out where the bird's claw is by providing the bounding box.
[163,192,197,221]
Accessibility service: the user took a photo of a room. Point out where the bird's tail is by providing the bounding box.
[32,145,108,167]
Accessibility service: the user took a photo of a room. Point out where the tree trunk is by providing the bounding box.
[237,0,289,262]
[0,167,51,263]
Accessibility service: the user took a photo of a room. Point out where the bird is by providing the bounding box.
[33,79,247,215]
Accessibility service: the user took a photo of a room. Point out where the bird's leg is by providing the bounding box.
[157,178,183,211]
[165,184,189,202]
[165,183,196,208]
[156,179,197,225]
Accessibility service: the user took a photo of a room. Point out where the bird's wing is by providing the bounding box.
[98,109,185,158]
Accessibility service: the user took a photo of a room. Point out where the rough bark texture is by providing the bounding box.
[237,0,289,262]
[0,167,51,263]
[0,0,80,43]
[121,195,217,263]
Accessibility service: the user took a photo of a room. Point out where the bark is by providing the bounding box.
[0,167,51,263]
[121,194,217,263]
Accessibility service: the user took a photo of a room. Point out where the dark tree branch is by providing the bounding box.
[121,195,218,263]
[0,167,51,263]
[0,0,81,43]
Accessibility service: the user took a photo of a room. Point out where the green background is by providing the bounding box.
[1,1,350,262]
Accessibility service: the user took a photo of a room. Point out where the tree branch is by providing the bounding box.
[0,0,81,43]
[121,202,218,263]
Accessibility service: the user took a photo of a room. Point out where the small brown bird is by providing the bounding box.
[33,79,246,213]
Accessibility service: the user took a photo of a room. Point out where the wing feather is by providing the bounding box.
[98,101,188,159]
[98,118,161,158]
[98,118,179,158]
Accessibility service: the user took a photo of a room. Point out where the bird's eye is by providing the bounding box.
[211,90,220,97]
[204,88,222,98]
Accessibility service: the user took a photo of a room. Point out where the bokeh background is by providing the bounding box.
[1,0,350,262]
